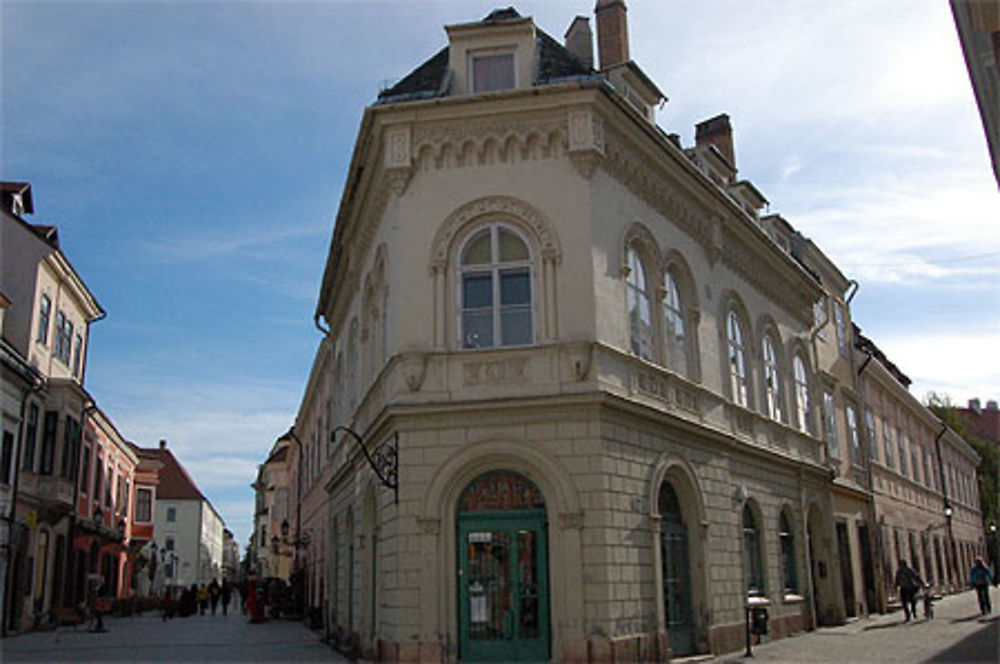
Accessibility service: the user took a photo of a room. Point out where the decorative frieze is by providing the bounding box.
[462,357,530,387]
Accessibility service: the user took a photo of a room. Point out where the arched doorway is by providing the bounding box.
[457,471,549,662]
[659,481,694,657]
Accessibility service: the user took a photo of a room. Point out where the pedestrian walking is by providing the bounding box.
[221,580,232,616]
[238,579,247,615]
[208,578,221,615]
[197,583,209,616]
[89,581,110,633]
[969,556,995,616]
[894,559,924,623]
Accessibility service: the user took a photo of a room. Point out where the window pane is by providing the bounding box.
[462,231,492,265]
[472,53,515,92]
[500,269,530,305]
[500,307,532,346]
[463,311,494,349]
[462,273,493,308]
[498,228,529,262]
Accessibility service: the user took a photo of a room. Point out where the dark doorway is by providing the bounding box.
[836,522,856,618]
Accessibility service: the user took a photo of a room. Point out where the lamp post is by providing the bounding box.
[944,501,956,588]
[989,523,997,571]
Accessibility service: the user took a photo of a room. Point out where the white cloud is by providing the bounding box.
[876,332,1000,405]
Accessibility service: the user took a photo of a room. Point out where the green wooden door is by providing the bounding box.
[660,481,694,656]
[458,513,549,662]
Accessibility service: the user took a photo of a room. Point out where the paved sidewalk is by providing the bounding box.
[711,589,999,663]
[1,606,346,662]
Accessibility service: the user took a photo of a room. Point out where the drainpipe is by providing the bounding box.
[2,363,45,637]
[799,469,818,631]
[932,424,955,589]
[855,348,884,613]
[79,310,106,388]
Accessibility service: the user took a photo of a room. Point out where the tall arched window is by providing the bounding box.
[762,335,782,422]
[727,311,748,406]
[793,355,809,433]
[779,511,798,594]
[742,504,764,596]
[663,271,687,375]
[459,224,533,349]
[626,247,653,360]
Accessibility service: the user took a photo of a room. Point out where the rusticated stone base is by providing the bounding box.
[709,608,809,657]
[563,631,669,663]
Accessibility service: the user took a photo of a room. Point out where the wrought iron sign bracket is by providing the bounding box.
[332,426,398,504]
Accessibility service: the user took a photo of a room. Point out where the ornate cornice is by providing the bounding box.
[411,113,568,171]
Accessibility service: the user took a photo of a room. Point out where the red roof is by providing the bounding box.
[142,445,205,501]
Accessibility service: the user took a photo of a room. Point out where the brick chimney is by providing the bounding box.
[695,113,736,169]
[565,16,593,70]
[159,438,168,449]
[595,0,629,69]
[969,398,981,413]
[987,400,998,411]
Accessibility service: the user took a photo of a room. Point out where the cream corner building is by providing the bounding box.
[303,6,857,662]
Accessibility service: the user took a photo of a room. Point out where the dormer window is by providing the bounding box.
[471,51,515,92]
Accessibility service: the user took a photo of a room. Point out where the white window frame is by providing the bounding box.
[662,271,687,375]
[823,391,839,459]
[626,247,653,361]
[846,404,860,464]
[727,311,748,407]
[834,302,848,356]
[762,335,782,422]
[457,223,535,350]
[793,355,810,433]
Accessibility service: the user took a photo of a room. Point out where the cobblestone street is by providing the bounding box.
[1,607,345,662]
[712,589,999,664]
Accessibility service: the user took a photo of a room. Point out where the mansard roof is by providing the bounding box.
[376,8,592,104]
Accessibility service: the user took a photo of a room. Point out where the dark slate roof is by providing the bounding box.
[377,8,593,105]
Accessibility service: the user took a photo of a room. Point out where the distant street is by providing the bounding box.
[713,589,998,664]
[1,606,345,662]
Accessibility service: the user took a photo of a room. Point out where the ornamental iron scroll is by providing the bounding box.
[332,426,398,504]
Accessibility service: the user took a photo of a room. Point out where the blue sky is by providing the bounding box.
[3,0,998,547]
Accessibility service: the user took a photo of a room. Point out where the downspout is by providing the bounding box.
[2,367,45,637]
[845,280,859,305]
[932,424,953,589]
[314,313,331,337]
[79,310,106,388]
[855,348,884,612]
[799,468,818,631]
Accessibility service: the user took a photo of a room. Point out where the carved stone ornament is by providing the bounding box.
[566,343,593,381]
[463,358,529,387]
[416,517,441,535]
[429,196,562,270]
[385,167,413,196]
[385,126,412,169]
[559,511,585,530]
[401,352,428,392]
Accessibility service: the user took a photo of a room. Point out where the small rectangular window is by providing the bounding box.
[846,405,860,464]
[80,445,91,496]
[823,392,839,459]
[165,536,175,551]
[39,410,58,475]
[136,488,152,522]
[472,52,515,92]
[1,430,14,485]
[37,295,51,345]
[22,404,38,472]
[166,506,177,522]
[834,303,848,357]
[72,334,83,377]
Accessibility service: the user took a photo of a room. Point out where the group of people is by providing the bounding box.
[894,556,999,622]
[161,579,234,620]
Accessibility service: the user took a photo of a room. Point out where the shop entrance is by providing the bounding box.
[457,471,549,662]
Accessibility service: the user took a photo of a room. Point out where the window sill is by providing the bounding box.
[782,593,805,604]
[746,595,771,607]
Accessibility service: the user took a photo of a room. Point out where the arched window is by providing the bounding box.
[779,511,798,594]
[727,311,748,406]
[459,224,533,349]
[793,355,809,433]
[663,271,687,375]
[742,504,765,596]
[626,247,653,360]
[762,335,782,422]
